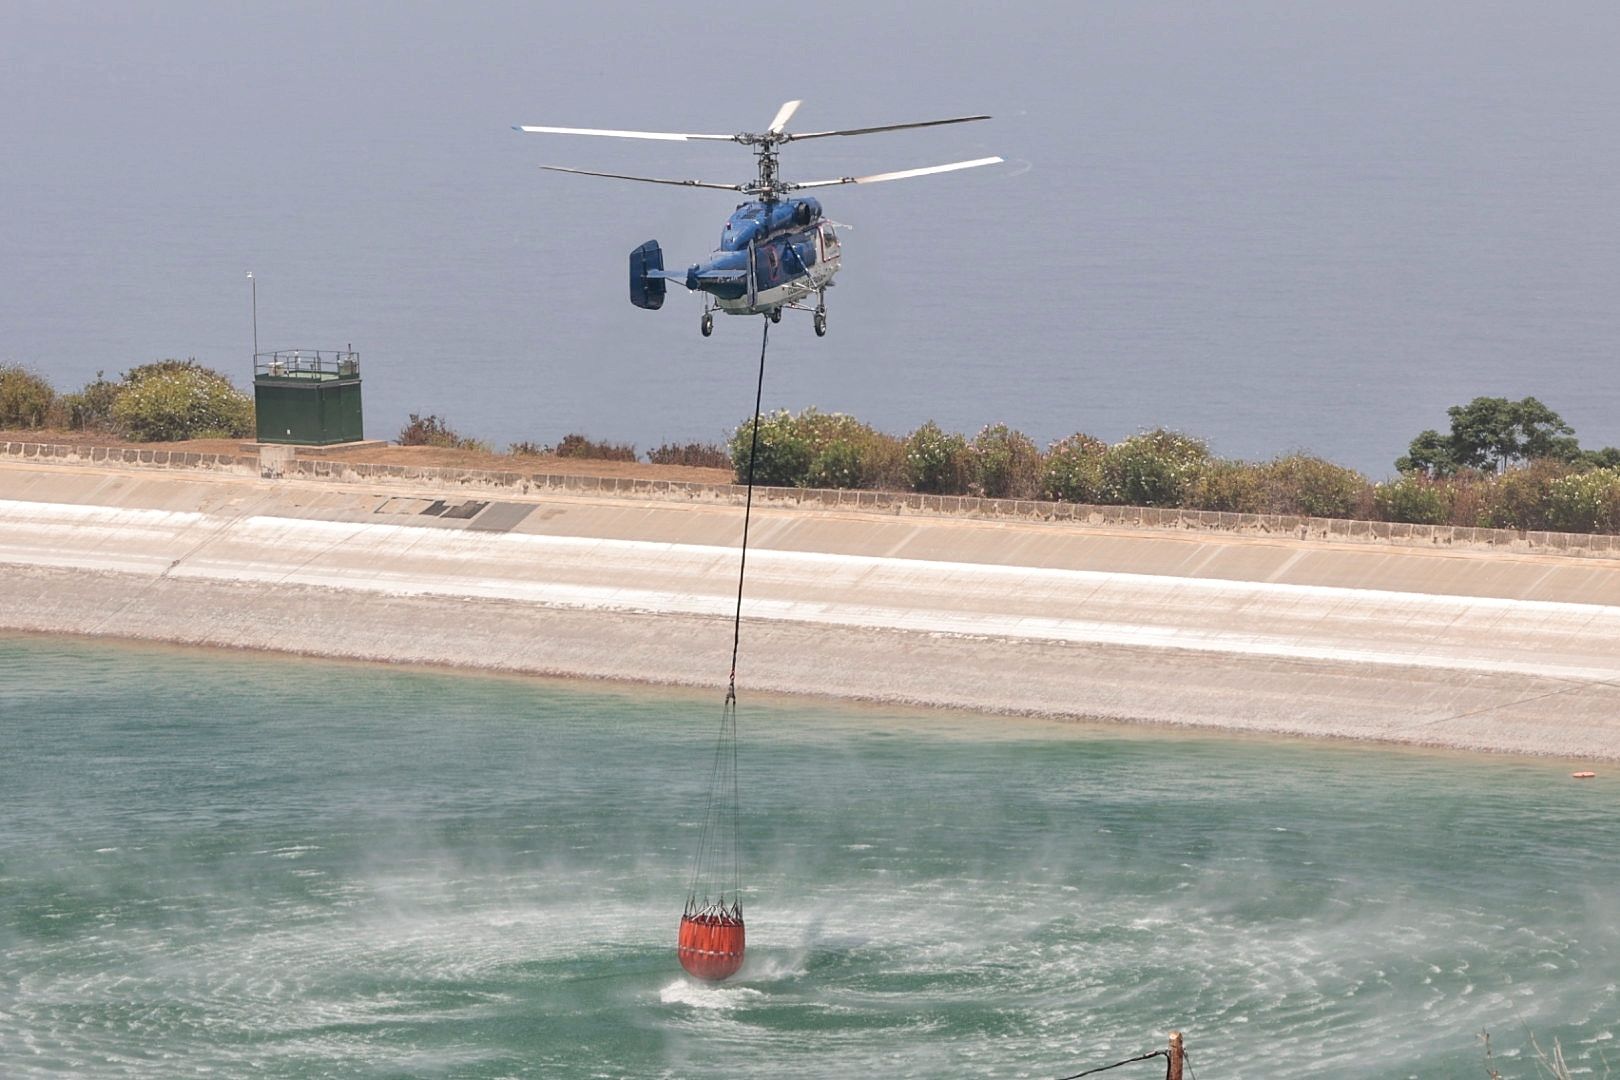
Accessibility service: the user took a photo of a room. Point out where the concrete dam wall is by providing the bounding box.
[3,450,1619,760]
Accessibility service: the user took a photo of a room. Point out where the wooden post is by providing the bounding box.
[1167,1031,1184,1080]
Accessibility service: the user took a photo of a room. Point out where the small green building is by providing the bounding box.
[253,348,364,445]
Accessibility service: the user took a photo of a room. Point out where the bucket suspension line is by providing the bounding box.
[684,316,769,920]
[729,316,769,699]
[678,318,769,981]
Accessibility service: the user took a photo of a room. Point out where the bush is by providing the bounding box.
[730,409,815,486]
[1373,474,1453,525]
[970,423,1043,499]
[807,426,906,490]
[852,430,908,490]
[805,438,864,488]
[729,408,901,489]
[1264,454,1370,518]
[508,440,549,456]
[0,365,58,429]
[904,421,973,495]
[647,441,731,469]
[1041,433,1108,503]
[1101,429,1209,506]
[1479,459,1574,531]
[63,371,122,432]
[1185,459,1268,513]
[1545,467,1620,534]
[110,360,253,441]
[397,412,486,451]
[555,433,637,461]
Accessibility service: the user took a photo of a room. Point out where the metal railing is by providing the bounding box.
[254,348,359,379]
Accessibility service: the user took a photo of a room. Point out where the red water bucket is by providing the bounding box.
[677,912,746,981]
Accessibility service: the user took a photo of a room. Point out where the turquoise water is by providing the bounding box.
[2,634,1616,1077]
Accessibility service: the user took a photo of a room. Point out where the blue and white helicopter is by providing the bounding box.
[517,101,999,337]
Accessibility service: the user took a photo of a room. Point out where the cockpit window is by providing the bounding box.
[821,224,840,255]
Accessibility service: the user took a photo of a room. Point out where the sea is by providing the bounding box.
[4,2,1620,475]
[2,633,1615,1078]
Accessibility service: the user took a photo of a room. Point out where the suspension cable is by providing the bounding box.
[687,316,770,916]
[728,316,770,698]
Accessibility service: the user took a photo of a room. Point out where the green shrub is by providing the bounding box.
[1373,474,1453,525]
[730,409,815,486]
[111,360,252,441]
[0,365,58,429]
[853,430,908,490]
[806,426,906,490]
[970,423,1043,499]
[1101,429,1209,506]
[806,438,864,488]
[1264,454,1369,518]
[63,371,122,432]
[728,408,902,489]
[1480,459,1574,531]
[1185,459,1268,513]
[397,412,486,451]
[508,440,549,456]
[1041,433,1108,503]
[904,421,973,495]
[647,441,731,468]
[1545,467,1620,534]
[555,433,637,461]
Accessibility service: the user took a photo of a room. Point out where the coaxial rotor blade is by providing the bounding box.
[782,115,990,142]
[767,100,802,134]
[540,165,743,190]
[515,124,735,142]
[789,156,1003,189]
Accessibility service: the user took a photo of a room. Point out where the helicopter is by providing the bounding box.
[516,101,999,337]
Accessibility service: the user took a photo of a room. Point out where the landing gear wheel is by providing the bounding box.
[813,310,827,337]
[700,312,713,337]
[769,307,782,324]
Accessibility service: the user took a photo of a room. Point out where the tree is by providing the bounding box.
[1580,446,1620,469]
[1395,428,1458,476]
[1398,396,1580,475]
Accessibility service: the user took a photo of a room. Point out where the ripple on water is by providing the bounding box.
[4,637,1620,1077]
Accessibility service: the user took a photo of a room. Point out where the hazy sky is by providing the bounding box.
[4,1,1618,472]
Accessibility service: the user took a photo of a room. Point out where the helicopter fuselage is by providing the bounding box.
[700,197,838,313]
[640,197,837,314]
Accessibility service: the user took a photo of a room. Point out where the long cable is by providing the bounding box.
[728,316,770,695]
[724,316,769,912]
[686,316,770,917]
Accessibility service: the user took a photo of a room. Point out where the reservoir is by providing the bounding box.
[2,634,1615,1077]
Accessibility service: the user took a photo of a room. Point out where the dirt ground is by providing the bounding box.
[0,429,736,485]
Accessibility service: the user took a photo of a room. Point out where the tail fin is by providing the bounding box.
[630,241,666,310]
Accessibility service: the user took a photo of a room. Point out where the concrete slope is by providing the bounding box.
[3,462,1619,759]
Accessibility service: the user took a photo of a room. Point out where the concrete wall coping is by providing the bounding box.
[4,437,1617,559]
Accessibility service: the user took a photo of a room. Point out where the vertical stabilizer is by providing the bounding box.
[630,241,666,309]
